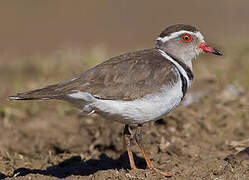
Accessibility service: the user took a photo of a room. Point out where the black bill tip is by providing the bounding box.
[213,48,223,56]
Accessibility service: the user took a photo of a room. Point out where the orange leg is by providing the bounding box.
[134,124,172,177]
[123,124,137,169]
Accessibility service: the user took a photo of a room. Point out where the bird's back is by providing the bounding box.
[9,48,178,102]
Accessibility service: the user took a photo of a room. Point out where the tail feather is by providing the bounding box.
[8,84,65,101]
[8,76,83,101]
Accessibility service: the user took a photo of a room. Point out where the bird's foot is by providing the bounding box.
[149,167,172,177]
[130,165,137,170]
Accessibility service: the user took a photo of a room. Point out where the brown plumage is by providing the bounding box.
[159,24,198,38]
[9,48,178,101]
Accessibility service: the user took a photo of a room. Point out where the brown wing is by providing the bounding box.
[9,48,178,101]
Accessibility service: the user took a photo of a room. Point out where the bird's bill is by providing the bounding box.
[199,43,223,56]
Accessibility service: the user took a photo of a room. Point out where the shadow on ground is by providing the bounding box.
[1,152,146,179]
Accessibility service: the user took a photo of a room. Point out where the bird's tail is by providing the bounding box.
[8,84,65,101]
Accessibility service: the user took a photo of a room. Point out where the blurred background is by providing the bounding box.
[0,1,248,179]
[0,0,248,57]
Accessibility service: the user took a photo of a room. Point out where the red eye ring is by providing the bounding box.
[181,34,193,43]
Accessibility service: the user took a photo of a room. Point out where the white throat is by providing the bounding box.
[184,59,193,71]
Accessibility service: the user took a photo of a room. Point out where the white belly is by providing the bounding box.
[65,68,184,124]
[91,79,183,124]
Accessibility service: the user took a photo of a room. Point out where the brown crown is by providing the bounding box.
[159,24,198,38]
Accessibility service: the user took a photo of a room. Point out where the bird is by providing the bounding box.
[9,24,222,177]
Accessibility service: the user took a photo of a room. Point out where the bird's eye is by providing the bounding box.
[181,34,193,43]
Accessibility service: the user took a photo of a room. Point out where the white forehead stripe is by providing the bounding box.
[158,49,192,88]
[156,30,204,43]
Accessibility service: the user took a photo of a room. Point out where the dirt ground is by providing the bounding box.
[0,43,249,180]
